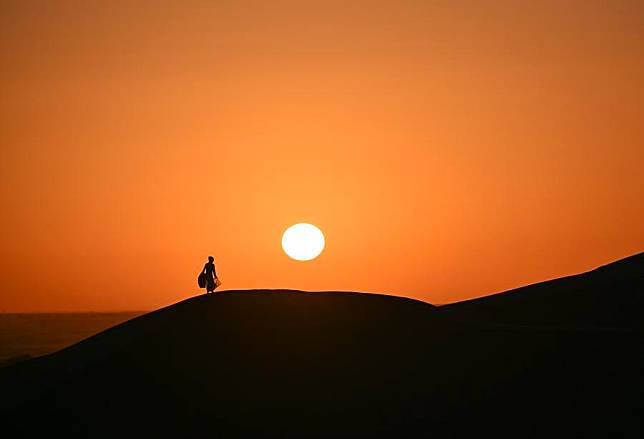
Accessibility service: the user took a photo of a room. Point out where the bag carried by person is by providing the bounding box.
[197,272,207,288]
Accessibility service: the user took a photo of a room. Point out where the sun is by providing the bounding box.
[281,223,325,261]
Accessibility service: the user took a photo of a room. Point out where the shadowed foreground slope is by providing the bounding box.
[1,254,642,438]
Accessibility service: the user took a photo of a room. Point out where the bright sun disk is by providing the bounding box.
[281,223,325,261]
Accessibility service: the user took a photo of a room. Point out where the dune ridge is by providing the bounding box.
[1,253,642,438]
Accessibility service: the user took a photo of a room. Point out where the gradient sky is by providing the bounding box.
[1,1,643,312]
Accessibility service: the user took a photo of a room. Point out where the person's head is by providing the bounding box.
[208,256,214,263]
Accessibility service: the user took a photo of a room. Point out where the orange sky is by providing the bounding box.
[1,1,643,312]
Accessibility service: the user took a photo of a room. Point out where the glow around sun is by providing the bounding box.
[281,223,325,261]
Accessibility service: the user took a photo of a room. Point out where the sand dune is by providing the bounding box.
[1,254,642,438]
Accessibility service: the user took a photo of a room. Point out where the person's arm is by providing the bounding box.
[213,263,217,279]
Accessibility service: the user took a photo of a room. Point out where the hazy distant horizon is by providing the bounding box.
[0,311,144,364]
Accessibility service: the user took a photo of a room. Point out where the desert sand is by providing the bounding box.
[1,253,642,438]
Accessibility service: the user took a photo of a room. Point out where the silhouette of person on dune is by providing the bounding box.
[200,256,219,294]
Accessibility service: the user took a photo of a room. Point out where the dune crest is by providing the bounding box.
[1,253,642,438]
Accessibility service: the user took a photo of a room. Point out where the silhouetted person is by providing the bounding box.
[202,256,218,294]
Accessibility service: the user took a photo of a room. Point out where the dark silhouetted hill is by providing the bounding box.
[1,254,642,438]
[440,252,643,330]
